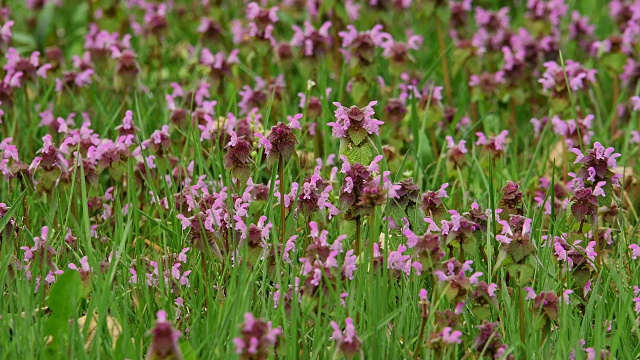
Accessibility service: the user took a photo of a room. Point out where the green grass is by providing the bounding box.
[1,0,640,359]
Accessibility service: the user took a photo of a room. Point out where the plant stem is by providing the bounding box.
[23,88,33,155]
[519,286,527,359]
[369,210,376,258]
[593,214,601,267]
[355,216,361,256]
[612,75,619,134]
[413,315,428,360]
[279,155,286,245]
[435,15,452,104]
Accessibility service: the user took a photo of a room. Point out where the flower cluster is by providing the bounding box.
[233,312,282,360]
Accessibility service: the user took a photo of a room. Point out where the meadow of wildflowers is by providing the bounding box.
[1,0,640,358]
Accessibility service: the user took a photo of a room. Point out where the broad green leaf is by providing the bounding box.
[348,128,368,146]
[506,264,535,286]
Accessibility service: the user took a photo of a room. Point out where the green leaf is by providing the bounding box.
[0,190,26,234]
[472,306,492,321]
[407,207,427,234]
[348,128,368,146]
[47,270,82,318]
[506,264,535,286]
[340,220,358,243]
[35,3,56,50]
[45,270,82,351]
[351,79,369,104]
[342,142,374,165]
[180,342,198,360]
[493,249,511,273]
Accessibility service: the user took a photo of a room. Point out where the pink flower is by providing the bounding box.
[442,327,463,344]
[329,101,383,139]
[330,318,361,358]
[145,310,182,360]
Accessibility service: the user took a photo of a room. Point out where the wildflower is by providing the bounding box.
[552,234,596,270]
[329,101,383,139]
[290,21,332,58]
[338,24,391,66]
[420,183,449,219]
[538,60,597,97]
[111,47,140,87]
[145,310,182,360]
[233,313,282,360]
[551,114,594,149]
[428,327,463,351]
[297,165,339,218]
[338,156,391,219]
[469,71,506,98]
[476,130,509,156]
[387,244,423,275]
[197,17,223,42]
[434,258,482,302]
[384,97,407,125]
[445,136,467,167]
[330,318,362,359]
[381,33,423,67]
[525,0,568,27]
[498,181,523,216]
[255,121,298,168]
[403,227,445,271]
[21,226,58,270]
[472,321,513,359]
[630,244,640,259]
[223,131,253,181]
[238,76,285,115]
[68,256,91,282]
[569,11,595,51]
[299,222,351,293]
[524,287,560,322]
[441,210,478,253]
[469,281,499,309]
[115,110,139,137]
[570,142,621,185]
[200,48,239,86]
[4,48,51,81]
[495,216,535,263]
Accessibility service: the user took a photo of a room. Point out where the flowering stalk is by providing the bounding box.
[519,286,526,354]
[279,155,285,245]
[413,289,429,360]
[435,15,452,104]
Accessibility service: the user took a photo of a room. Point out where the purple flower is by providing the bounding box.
[223,130,253,181]
[290,21,332,58]
[524,288,561,321]
[445,136,467,167]
[475,130,509,155]
[256,122,298,167]
[329,101,383,139]
[552,234,596,270]
[338,24,391,65]
[539,60,597,96]
[468,71,506,93]
[330,318,362,359]
[381,33,423,64]
[434,258,482,302]
[525,0,568,26]
[551,114,594,149]
[472,321,512,359]
[233,313,282,360]
[145,310,182,360]
[630,244,640,260]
